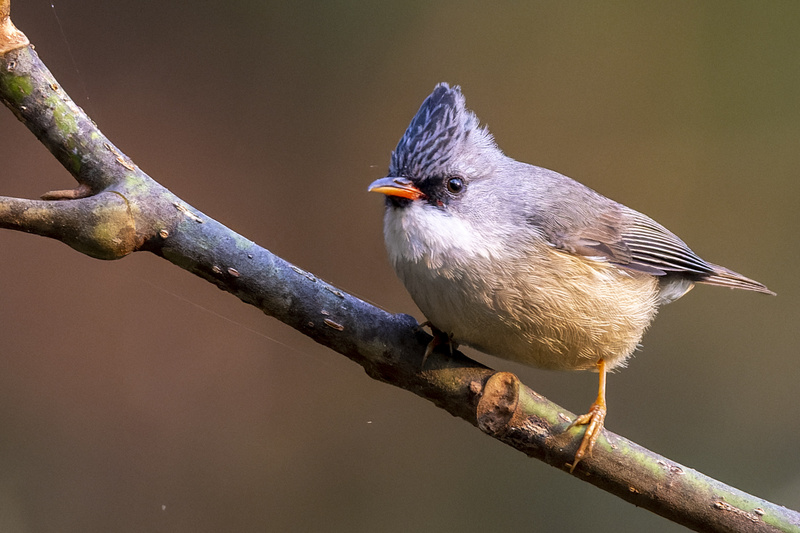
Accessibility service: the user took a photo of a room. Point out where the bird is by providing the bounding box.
[367,83,774,472]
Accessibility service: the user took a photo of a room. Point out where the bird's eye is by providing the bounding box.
[446,176,465,195]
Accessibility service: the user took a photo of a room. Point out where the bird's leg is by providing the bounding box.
[568,359,607,472]
[419,321,457,368]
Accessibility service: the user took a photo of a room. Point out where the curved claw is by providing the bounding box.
[567,359,608,473]
[420,322,458,368]
[568,403,607,472]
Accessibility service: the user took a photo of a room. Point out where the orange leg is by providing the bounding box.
[568,359,607,472]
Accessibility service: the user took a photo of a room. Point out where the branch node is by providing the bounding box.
[0,1,29,55]
[476,371,520,436]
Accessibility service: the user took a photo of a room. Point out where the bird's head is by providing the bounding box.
[368,83,502,212]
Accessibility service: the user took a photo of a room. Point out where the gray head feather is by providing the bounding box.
[389,83,498,179]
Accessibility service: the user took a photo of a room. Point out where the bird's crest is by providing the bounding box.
[390,83,495,179]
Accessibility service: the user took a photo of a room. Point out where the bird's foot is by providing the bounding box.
[568,402,606,473]
[419,322,457,368]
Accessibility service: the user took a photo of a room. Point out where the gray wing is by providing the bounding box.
[546,206,715,281]
[548,207,773,294]
[571,210,714,277]
[519,165,772,294]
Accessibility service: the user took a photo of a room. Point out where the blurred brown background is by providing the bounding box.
[1,1,798,532]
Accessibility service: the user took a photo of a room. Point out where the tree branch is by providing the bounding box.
[1,4,797,531]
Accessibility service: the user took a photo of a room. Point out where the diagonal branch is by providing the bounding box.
[0,4,797,531]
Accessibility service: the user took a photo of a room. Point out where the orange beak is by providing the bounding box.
[367,177,425,200]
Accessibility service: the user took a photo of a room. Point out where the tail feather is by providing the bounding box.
[700,264,775,295]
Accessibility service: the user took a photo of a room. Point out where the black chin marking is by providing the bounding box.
[387,196,412,208]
